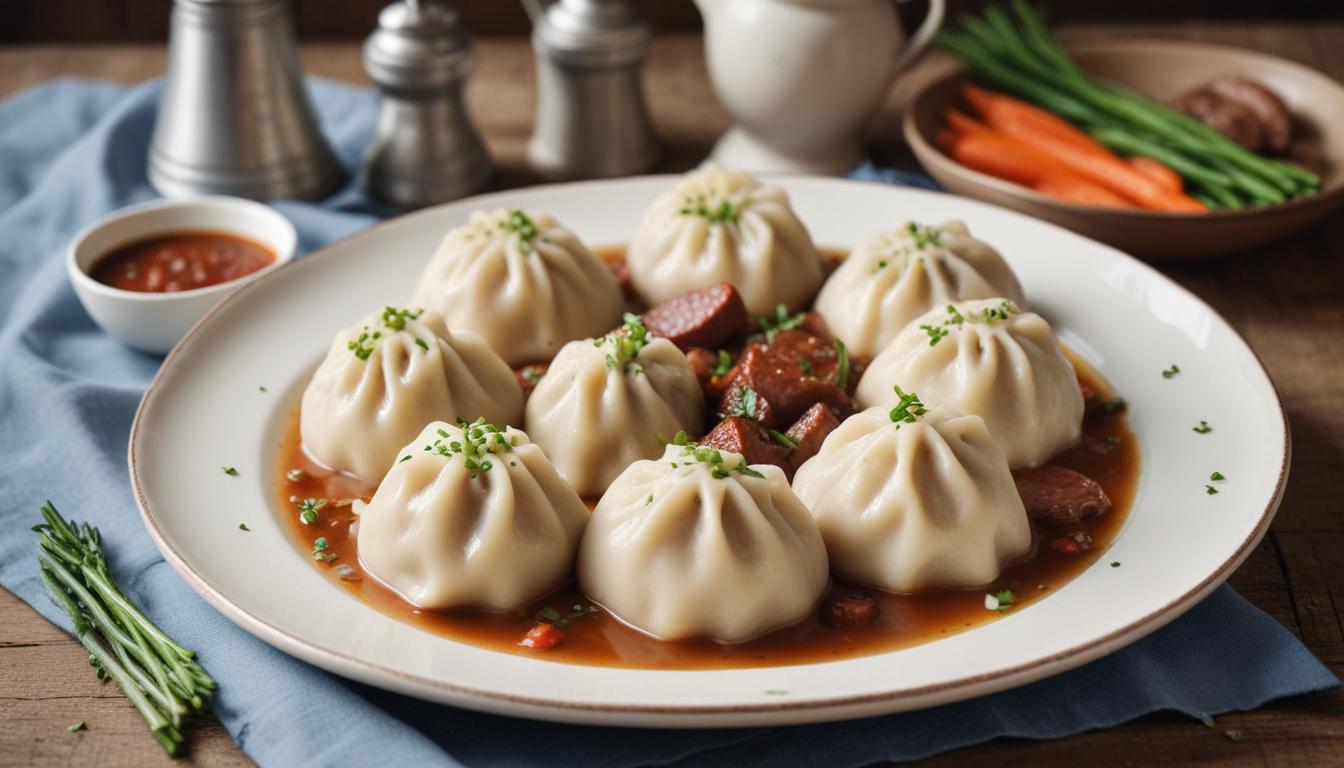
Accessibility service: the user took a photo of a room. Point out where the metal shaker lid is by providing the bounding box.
[532,0,651,67]
[364,1,473,91]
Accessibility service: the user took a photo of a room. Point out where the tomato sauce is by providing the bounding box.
[273,248,1139,670]
[90,230,274,292]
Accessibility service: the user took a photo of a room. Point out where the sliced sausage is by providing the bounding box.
[1014,465,1112,527]
[823,595,878,628]
[642,282,750,351]
[786,402,840,472]
[699,417,791,472]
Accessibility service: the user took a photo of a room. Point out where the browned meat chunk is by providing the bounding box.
[1014,465,1112,527]
[717,330,852,428]
[785,402,840,472]
[515,364,547,400]
[823,595,877,628]
[1172,89,1265,151]
[643,282,749,351]
[685,347,730,401]
[1204,77,1291,154]
[699,417,791,472]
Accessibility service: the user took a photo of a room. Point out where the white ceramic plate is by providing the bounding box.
[130,176,1288,727]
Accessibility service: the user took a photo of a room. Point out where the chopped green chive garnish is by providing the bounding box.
[756,304,806,343]
[68,721,86,732]
[888,385,927,426]
[1206,485,1219,495]
[311,537,337,563]
[1193,420,1212,434]
[380,306,424,331]
[501,209,541,255]
[769,429,798,449]
[907,221,943,249]
[731,386,759,418]
[1105,435,1121,449]
[920,323,949,346]
[677,195,741,225]
[258,385,268,392]
[712,349,733,378]
[238,523,250,532]
[286,468,305,482]
[297,498,326,525]
[798,357,814,378]
[1110,561,1120,568]
[425,418,517,479]
[1162,364,1180,379]
[415,338,430,351]
[399,455,412,463]
[833,338,849,390]
[220,466,238,477]
[1099,397,1127,415]
[1210,471,1225,481]
[596,313,650,375]
[671,441,764,480]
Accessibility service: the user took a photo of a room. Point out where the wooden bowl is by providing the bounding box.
[904,39,1344,258]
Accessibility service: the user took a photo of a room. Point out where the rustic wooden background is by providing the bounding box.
[5,0,1342,42]
[1,15,1342,768]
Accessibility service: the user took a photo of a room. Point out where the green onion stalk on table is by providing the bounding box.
[937,1,1321,209]
[34,502,216,755]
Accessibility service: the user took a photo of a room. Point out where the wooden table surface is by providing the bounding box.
[2,22,1342,768]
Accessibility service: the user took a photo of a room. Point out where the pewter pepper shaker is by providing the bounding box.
[149,0,342,201]
[525,0,659,180]
[363,0,492,208]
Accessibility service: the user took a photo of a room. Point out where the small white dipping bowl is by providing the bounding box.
[68,197,297,354]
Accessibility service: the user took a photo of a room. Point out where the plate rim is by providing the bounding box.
[128,174,1291,722]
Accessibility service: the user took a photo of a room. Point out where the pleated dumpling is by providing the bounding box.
[793,393,1031,593]
[626,164,824,316]
[578,442,829,642]
[301,307,524,484]
[410,208,624,366]
[525,315,706,497]
[356,420,587,611]
[814,221,1026,358]
[855,299,1083,469]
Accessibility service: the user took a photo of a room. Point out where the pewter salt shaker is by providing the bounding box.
[525,0,659,180]
[362,0,492,208]
[149,0,342,201]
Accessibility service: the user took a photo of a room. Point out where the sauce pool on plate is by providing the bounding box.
[90,230,275,293]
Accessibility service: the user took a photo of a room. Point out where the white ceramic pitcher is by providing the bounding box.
[695,0,945,174]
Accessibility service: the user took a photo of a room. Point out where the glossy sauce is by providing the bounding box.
[90,230,274,292]
[275,248,1139,670]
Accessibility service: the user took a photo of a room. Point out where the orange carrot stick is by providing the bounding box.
[962,84,1110,157]
[1033,177,1138,208]
[1126,155,1183,193]
[945,108,995,138]
[945,130,1072,187]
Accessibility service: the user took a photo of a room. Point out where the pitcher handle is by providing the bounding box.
[891,0,946,76]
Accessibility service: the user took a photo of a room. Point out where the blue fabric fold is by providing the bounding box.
[0,77,1334,768]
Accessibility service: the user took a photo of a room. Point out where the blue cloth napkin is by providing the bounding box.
[0,77,1335,768]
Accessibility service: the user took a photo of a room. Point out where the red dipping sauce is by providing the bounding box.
[90,230,276,293]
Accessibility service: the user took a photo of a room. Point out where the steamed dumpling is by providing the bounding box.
[814,221,1026,358]
[356,420,587,611]
[626,164,824,316]
[578,443,829,642]
[411,208,624,366]
[793,398,1031,592]
[525,316,705,497]
[301,307,524,484]
[855,299,1083,468]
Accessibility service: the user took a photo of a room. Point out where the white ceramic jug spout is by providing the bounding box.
[700,0,945,175]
